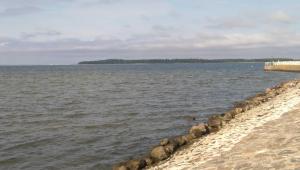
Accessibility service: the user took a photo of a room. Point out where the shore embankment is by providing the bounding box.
[113,80,300,170]
[264,61,300,72]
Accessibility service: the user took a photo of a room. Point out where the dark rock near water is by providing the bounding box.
[164,142,178,155]
[143,157,153,166]
[174,136,187,146]
[150,146,169,161]
[160,138,169,146]
[113,163,129,170]
[126,159,146,170]
[208,115,223,132]
[222,111,235,122]
[189,123,208,138]
[183,134,195,143]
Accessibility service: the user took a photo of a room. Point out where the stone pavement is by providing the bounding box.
[193,107,300,170]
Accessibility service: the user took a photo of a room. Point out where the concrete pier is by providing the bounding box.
[264,61,300,72]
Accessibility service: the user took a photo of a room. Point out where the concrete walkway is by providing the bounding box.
[194,107,300,170]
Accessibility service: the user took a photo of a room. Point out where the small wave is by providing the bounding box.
[3,138,55,151]
[0,157,23,166]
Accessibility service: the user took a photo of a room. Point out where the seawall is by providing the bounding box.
[113,80,300,170]
[264,61,300,72]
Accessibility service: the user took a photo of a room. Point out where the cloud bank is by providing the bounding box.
[0,0,299,64]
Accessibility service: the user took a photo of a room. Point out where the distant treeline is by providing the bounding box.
[78,58,295,64]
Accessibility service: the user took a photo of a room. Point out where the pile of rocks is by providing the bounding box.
[113,80,299,170]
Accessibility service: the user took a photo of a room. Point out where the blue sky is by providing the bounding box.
[0,0,300,64]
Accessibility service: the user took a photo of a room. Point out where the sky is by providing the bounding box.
[0,0,300,65]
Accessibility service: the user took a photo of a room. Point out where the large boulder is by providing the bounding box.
[189,123,208,138]
[208,115,223,132]
[150,146,169,161]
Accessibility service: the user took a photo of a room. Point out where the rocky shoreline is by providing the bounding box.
[113,80,300,170]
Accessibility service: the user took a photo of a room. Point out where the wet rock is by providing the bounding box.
[160,138,169,146]
[164,141,178,155]
[150,146,169,161]
[143,157,153,166]
[126,159,146,170]
[113,164,129,170]
[174,136,187,146]
[189,123,208,138]
[183,134,195,143]
[222,111,234,122]
[208,115,223,132]
[183,115,196,121]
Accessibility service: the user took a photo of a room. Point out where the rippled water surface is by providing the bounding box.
[0,63,299,170]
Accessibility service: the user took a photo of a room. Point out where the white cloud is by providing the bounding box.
[270,11,292,23]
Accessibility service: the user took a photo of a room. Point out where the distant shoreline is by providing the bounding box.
[78,58,294,65]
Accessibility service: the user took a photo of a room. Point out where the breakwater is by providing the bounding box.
[264,61,300,72]
[113,80,300,170]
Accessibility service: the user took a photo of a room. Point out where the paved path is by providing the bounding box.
[194,107,300,170]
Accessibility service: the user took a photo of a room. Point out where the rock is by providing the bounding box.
[183,115,196,121]
[282,81,296,88]
[160,138,169,146]
[174,136,187,146]
[113,164,129,170]
[234,107,243,114]
[150,146,169,161]
[265,88,272,93]
[242,105,250,112]
[143,157,153,166]
[252,97,263,105]
[126,159,146,170]
[208,115,223,132]
[164,141,178,155]
[222,111,234,122]
[183,134,195,143]
[234,101,246,108]
[189,123,208,138]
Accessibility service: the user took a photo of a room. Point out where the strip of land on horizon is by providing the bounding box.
[78,58,294,64]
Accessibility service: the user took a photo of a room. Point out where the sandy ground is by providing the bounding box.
[149,84,300,170]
